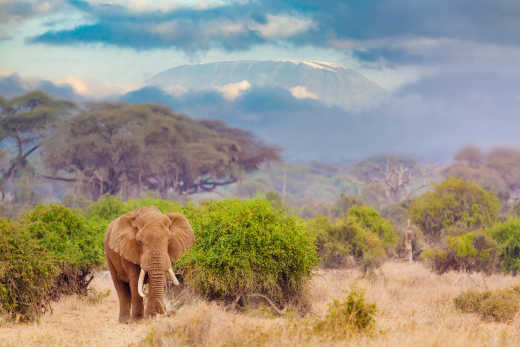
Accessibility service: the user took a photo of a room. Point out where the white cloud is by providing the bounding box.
[86,0,227,12]
[289,86,318,100]
[216,80,250,100]
[56,75,134,98]
[250,14,316,39]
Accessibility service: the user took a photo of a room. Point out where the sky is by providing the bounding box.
[1,0,520,161]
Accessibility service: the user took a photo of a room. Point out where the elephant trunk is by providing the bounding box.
[146,270,166,316]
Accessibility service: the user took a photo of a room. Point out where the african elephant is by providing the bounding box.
[104,206,194,323]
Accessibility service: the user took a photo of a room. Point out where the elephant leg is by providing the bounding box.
[127,265,144,320]
[107,257,131,323]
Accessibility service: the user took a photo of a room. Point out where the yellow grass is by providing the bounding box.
[2,262,520,346]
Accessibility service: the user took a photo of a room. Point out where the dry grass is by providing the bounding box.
[1,262,520,346]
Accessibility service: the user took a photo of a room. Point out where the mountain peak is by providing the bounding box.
[148,60,385,111]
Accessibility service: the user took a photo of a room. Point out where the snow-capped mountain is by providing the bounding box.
[147,60,386,111]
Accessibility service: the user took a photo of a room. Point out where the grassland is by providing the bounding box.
[1,262,519,347]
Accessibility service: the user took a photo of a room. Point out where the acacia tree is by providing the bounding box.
[0,91,75,199]
[351,155,431,205]
[41,103,280,200]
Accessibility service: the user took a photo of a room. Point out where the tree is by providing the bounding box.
[444,145,520,204]
[41,103,280,200]
[409,178,501,243]
[350,155,431,205]
[0,91,75,199]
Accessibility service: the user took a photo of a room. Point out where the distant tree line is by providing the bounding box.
[0,91,280,201]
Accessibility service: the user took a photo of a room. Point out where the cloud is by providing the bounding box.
[0,0,66,25]
[289,86,317,100]
[249,14,316,39]
[0,73,82,100]
[216,80,251,100]
[27,0,519,57]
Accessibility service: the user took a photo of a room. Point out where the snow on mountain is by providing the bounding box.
[147,60,386,111]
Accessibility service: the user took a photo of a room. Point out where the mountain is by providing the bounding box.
[147,60,386,111]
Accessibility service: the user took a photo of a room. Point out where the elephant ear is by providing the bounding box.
[167,213,195,259]
[107,210,142,264]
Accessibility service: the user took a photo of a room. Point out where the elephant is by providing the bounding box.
[104,206,194,323]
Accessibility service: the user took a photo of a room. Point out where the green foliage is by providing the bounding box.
[454,287,520,322]
[329,193,364,218]
[23,204,104,295]
[410,177,500,242]
[314,287,377,337]
[0,218,57,321]
[422,231,499,274]
[489,219,520,275]
[85,194,130,222]
[176,197,318,307]
[42,102,279,200]
[310,205,397,270]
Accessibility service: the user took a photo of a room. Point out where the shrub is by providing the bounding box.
[0,218,57,321]
[23,204,104,295]
[422,231,500,274]
[310,206,397,270]
[314,287,377,337]
[85,194,129,222]
[410,178,500,243]
[489,219,520,275]
[176,197,318,308]
[454,287,520,322]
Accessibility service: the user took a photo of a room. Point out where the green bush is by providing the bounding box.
[410,178,500,243]
[0,218,57,321]
[489,219,520,275]
[310,206,397,270]
[422,231,500,274]
[23,204,104,295]
[454,286,520,322]
[176,197,318,308]
[314,287,377,337]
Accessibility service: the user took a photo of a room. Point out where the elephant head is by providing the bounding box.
[107,206,194,317]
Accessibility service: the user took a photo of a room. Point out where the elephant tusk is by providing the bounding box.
[168,268,180,286]
[138,269,146,298]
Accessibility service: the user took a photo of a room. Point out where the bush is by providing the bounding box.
[410,178,500,243]
[0,218,57,321]
[489,219,520,275]
[314,287,377,337]
[176,197,318,308]
[23,204,104,295]
[422,231,500,274]
[310,206,397,270]
[454,287,520,322]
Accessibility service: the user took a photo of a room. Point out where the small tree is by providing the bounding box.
[310,205,397,270]
[409,178,500,243]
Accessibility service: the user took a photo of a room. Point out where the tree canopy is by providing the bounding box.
[350,155,431,205]
[409,177,501,242]
[0,91,75,198]
[444,145,520,203]
[42,102,280,199]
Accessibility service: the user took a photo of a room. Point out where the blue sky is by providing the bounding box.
[1,1,520,160]
[5,0,518,94]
